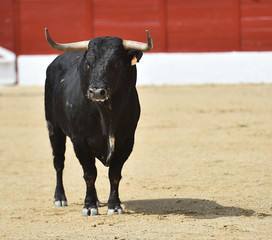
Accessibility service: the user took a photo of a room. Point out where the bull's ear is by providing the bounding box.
[127,50,143,65]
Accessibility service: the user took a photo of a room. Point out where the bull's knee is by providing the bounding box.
[53,155,65,171]
[47,121,54,136]
[84,175,96,186]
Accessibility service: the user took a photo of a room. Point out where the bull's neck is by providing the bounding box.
[96,101,115,166]
[97,103,113,135]
[97,83,133,132]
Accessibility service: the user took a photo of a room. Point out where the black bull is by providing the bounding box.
[44,29,153,215]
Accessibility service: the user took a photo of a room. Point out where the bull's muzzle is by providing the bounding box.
[88,88,109,102]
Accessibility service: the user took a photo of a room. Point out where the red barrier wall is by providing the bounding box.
[166,0,240,52]
[0,0,15,52]
[241,0,272,51]
[1,0,272,54]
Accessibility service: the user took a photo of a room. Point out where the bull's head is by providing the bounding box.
[45,28,153,102]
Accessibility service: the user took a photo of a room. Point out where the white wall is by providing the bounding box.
[0,46,16,85]
[13,51,272,86]
[17,55,58,86]
[137,52,272,85]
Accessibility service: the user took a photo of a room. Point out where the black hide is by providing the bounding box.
[45,36,141,214]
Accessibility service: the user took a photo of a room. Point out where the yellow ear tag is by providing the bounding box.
[131,55,137,66]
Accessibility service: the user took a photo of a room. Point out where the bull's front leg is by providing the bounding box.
[82,168,98,216]
[108,163,125,215]
[107,136,135,215]
[73,141,99,216]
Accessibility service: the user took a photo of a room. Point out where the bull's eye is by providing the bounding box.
[114,62,121,68]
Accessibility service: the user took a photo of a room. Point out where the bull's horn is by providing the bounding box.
[45,28,89,52]
[123,30,153,52]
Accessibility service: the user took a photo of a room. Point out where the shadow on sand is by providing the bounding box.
[123,198,256,219]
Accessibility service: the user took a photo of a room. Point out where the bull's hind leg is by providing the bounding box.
[72,140,99,216]
[48,123,67,207]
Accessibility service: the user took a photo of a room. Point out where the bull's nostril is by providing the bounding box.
[100,89,106,96]
[88,88,108,101]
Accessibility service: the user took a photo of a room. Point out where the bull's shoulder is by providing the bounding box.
[45,52,85,90]
[46,52,84,77]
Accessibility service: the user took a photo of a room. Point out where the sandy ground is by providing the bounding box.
[0,84,271,240]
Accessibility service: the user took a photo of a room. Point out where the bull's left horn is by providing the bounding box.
[45,28,89,52]
[123,30,153,52]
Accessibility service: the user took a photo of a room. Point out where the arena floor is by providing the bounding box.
[0,84,271,239]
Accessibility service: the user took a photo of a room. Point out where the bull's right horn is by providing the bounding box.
[45,28,89,52]
[123,30,153,52]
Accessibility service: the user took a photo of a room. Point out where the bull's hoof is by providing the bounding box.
[54,200,68,207]
[107,206,124,215]
[82,207,98,216]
